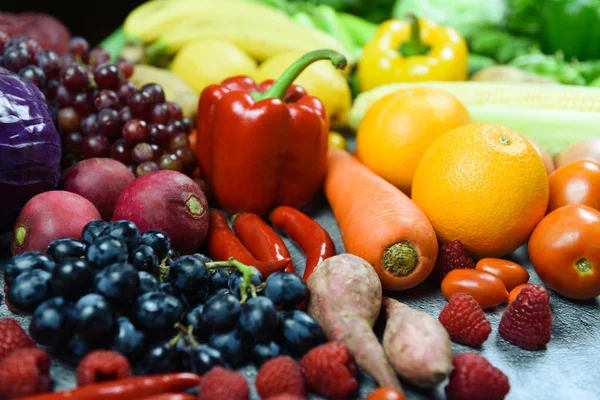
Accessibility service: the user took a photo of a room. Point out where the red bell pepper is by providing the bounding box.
[196,49,347,216]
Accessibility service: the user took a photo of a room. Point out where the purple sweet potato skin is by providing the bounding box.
[307,254,402,391]
[382,297,453,388]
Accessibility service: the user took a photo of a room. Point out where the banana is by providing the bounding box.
[129,64,198,119]
[124,0,291,43]
[145,16,353,64]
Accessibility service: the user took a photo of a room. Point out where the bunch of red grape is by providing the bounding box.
[0,32,197,178]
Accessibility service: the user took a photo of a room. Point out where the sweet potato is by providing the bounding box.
[307,254,403,391]
[382,297,452,388]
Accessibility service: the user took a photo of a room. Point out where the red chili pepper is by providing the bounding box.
[270,206,336,280]
[196,50,347,217]
[18,373,202,400]
[232,212,295,274]
[206,209,290,277]
[138,394,197,400]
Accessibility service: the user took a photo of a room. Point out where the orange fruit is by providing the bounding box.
[412,123,549,259]
[356,87,471,195]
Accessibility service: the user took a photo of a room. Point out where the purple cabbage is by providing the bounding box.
[0,67,61,231]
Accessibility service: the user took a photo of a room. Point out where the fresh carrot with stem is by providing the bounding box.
[270,206,335,280]
[231,212,295,274]
[324,148,438,290]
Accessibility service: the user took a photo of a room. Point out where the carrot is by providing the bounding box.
[324,148,438,290]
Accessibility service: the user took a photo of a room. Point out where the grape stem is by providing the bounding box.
[206,258,258,304]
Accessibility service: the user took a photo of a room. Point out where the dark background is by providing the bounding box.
[2,1,143,45]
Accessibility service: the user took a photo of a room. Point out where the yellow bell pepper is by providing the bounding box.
[358,15,468,91]
[254,51,352,129]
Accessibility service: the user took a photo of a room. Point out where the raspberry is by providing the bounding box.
[0,347,51,398]
[445,353,509,400]
[198,366,249,400]
[499,284,551,350]
[435,240,474,279]
[256,356,306,398]
[439,293,492,347]
[299,342,358,399]
[76,350,131,386]
[265,395,307,400]
[0,318,36,360]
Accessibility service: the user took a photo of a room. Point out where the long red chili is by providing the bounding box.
[206,209,290,277]
[232,212,295,273]
[270,206,336,280]
[138,394,197,400]
[18,373,202,400]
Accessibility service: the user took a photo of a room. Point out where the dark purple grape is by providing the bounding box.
[116,81,137,105]
[45,79,60,99]
[169,133,189,150]
[2,46,31,72]
[94,63,121,90]
[136,161,159,177]
[110,139,133,165]
[63,131,84,154]
[167,101,183,121]
[0,32,9,54]
[55,85,73,107]
[68,37,89,62]
[23,39,41,58]
[60,64,89,92]
[148,124,169,146]
[150,143,163,161]
[73,91,95,116]
[151,103,170,124]
[82,135,110,158]
[96,108,121,138]
[166,120,184,137]
[141,83,165,104]
[62,153,82,169]
[119,106,133,124]
[34,50,62,79]
[89,47,110,66]
[128,91,152,118]
[181,117,192,133]
[5,36,28,49]
[158,153,183,172]
[132,143,154,164]
[94,89,120,111]
[58,107,81,133]
[123,119,149,144]
[117,59,134,79]
[80,113,98,136]
[18,65,46,88]
[61,54,77,66]
[173,146,197,174]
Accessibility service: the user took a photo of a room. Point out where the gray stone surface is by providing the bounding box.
[1,197,600,399]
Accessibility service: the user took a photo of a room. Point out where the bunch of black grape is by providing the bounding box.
[3,220,325,373]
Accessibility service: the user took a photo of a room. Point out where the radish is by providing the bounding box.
[307,254,403,391]
[11,190,101,255]
[61,158,135,220]
[112,170,209,254]
[382,297,452,388]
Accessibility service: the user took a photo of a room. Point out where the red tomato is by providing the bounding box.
[441,269,509,309]
[529,204,600,300]
[366,388,407,400]
[475,258,530,291]
[547,160,600,213]
[508,283,536,304]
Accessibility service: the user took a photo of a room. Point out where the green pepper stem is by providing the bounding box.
[206,258,258,303]
[398,14,431,57]
[252,49,347,101]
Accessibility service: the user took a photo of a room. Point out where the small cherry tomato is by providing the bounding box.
[475,258,530,291]
[529,204,600,300]
[508,283,536,304]
[366,387,407,400]
[328,131,347,150]
[441,269,509,309]
[547,160,600,213]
